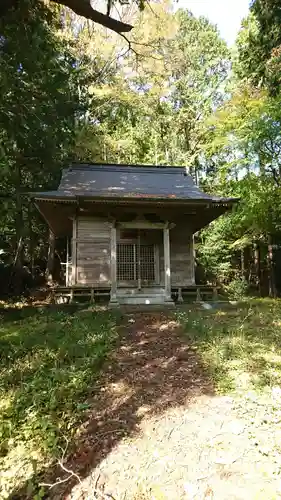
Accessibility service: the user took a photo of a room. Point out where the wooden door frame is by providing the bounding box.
[117,236,160,287]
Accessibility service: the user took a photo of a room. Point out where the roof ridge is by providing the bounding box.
[67,163,186,174]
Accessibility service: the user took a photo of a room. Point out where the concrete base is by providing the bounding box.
[121,304,175,313]
[116,288,174,306]
[117,296,166,306]
[108,297,120,308]
[164,298,176,307]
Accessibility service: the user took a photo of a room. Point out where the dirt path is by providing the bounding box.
[58,313,281,500]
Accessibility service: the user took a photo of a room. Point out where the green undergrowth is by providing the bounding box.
[0,305,120,499]
[177,299,281,394]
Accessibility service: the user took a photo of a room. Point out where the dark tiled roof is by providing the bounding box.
[33,164,235,203]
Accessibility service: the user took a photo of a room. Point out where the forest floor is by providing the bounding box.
[1,300,281,499]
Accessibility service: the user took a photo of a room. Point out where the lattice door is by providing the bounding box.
[117,243,136,282]
[117,242,155,284]
[138,244,155,283]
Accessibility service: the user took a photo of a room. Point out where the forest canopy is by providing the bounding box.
[0,0,281,297]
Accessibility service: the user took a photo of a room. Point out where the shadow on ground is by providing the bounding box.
[11,311,214,499]
[0,303,89,323]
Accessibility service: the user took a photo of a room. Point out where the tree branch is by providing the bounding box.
[120,33,162,60]
[267,163,281,185]
[0,0,133,33]
[53,0,132,33]
[106,0,112,16]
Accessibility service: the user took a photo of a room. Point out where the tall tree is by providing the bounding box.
[236,0,281,93]
[200,83,281,293]
[168,9,230,176]
[70,6,230,173]
[0,0,85,278]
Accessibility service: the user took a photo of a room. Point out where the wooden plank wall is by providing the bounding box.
[160,226,194,286]
[74,217,111,285]
[170,226,194,285]
[73,218,194,287]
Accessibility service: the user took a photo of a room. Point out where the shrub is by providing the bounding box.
[226,276,249,300]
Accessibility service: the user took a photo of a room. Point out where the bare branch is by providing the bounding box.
[93,487,117,499]
[39,437,81,491]
[146,1,160,19]
[120,33,140,57]
[40,474,76,490]
[106,0,112,16]
[120,33,162,61]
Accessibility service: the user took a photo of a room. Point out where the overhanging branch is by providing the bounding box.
[0,0,133,34]
[53,0,132,33]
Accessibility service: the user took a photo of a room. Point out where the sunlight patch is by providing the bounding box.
[159,320,179,331]
[108,381,131,395]
[136,405,151,417]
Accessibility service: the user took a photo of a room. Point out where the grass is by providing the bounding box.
[176,299,281,499]
[2,299,281,499]
[0,304,119,499]
[177,298,281,394]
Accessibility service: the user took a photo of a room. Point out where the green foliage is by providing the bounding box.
[0,0,88,266]
[0,0,81,175]
[72,6,230,171]
[177,300,281,393]
[235,0,281,92]
[197,217,235,284]
[226,276,249,300]
[167,9,230,173]
[200,79,281,292]
[0,305,119,497]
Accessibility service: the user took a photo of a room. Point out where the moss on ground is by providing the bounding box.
[0,304,120,498]
[176,298,281,394]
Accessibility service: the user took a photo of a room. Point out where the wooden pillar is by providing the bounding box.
[137,229,141,291]
[71,217,77,286]
[163,224,172,301]
[45,230,55,285]
[109,222,119,306]
[212,286,218,302]
[191,235,196,284]
[66,237,69,286]
[178,287,183,303]
[196,287,201,302]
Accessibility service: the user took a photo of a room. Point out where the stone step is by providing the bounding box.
[116,294,175,307]
[121,304,176,312]
[117,294,166,305]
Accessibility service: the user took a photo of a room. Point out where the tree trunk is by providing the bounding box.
[253,242,261,295]
[258,152,266,179]
[11,158,25,296]
[268,235,276,297]
[154,132,158,166]
[45,231,55,285]
[14,158,24,269]
[27,202,34,278]
[241,248,245,277]
[194,157,200,186]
